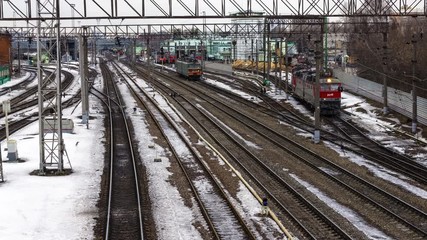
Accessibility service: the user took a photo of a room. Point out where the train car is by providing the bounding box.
[156,54,167,64]
[158,53,176,64]
[0,32,11,84]
[0,65,10,84]
[291,66,343,115]
[175,59,202,80]
[168,54,176,64]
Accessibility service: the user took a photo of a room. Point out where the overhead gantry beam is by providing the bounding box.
[0,19,391,39]
[0,0,426,23]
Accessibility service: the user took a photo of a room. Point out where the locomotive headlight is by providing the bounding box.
[327,78,332,83]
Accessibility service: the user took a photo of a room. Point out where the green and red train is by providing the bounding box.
[175,58,202,80]
[0,65,10,84]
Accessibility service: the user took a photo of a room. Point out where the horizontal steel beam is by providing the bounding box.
[0,20,391,39]
[0,0,426,23]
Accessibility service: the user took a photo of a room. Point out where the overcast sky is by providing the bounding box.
[3,1,425,29]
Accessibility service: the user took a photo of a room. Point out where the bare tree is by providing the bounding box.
[348,1,427,97]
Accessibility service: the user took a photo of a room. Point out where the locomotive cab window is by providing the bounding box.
[330,83,341,91]
[320,83,340,91]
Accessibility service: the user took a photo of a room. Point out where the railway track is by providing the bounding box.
[0,68,78,140]
[130,61,427,239]
[111,61,255,239]
[204,69,427,186]
[0,67,37,95]
[96,60,144,240]
[129,62,358,239]
[324,113,427,185]
[0,68,74,117]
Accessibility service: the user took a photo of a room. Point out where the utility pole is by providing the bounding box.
[263,20,267,79]
[382,32,389,114]
[25,0,29,64]
[411,34,418,133]
[200,39,204,71]
[324,17,328,69]
[132,38,136,68]
[278,39,282,94]
[0,143,3,182]
[285,39,289,100]
[266,23,271,82]
[314,38,322,143]
[202,10,206,70]
[256,39,259,78]
[37,0,67,174]
[274,40,278,89]
[251,38,254,74]
[79,30,89,125]
[17,41,21,76]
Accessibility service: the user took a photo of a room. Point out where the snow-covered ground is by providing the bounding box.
[0,64,426,239]
[0,67,102,239]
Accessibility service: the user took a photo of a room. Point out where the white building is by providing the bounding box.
[230,11,265,61]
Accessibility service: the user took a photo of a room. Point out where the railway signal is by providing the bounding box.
[115,36,121,46]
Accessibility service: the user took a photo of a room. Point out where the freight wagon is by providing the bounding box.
[175,59,202,80]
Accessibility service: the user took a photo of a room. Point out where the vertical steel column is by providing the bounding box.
[251,38,254,74]
[17,42,21,76]
[91,28,96,65]
[285,39,289,100]
[132,38,136,67]
[0,141,3,182]
[37,1,43,173]
[263,20,267,78]
[266,23,271,81]
[79,31,89,125]
[55,0,64,172]
[279,39,282,95]
[411,37,418,133]
[274,40,278,90]
[255,39,259,78]
[314,38,322,143]
[382,32,389,114]
[324,17,328,69]
[37,0,66,174]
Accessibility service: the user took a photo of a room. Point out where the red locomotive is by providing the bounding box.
[291,65,343,115]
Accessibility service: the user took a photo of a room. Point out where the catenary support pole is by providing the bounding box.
[411,36,418,133]
[382,32,389,114]
[314,39,322,144]
[279,39,282,94]
[251,38,254,74]
[79,32,89,124]
[285,39,289,100]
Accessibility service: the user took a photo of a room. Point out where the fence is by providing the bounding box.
[334,68,427,126]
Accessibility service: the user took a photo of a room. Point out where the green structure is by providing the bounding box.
[0,65,10,84]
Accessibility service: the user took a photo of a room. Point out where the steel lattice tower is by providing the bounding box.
[37,0,66,174]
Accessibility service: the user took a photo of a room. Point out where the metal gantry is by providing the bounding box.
[1,0,427,21]
[36,0,66,174]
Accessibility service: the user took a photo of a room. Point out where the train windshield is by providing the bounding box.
[321,83,340,91]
